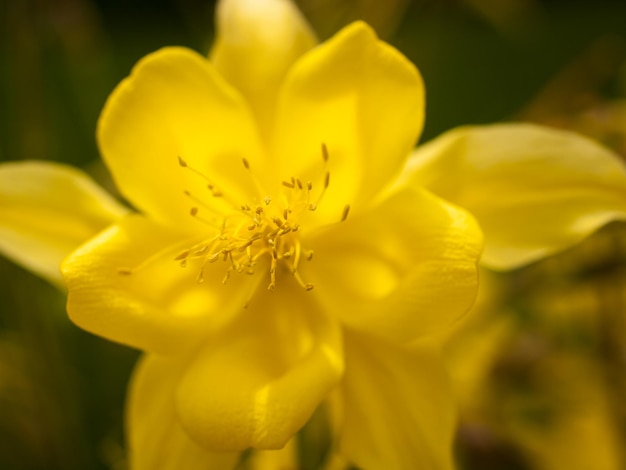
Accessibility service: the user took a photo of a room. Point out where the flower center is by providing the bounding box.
[173,144,349,292]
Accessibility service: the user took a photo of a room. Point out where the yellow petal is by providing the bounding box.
[175,289,344,451]
[128,354,241,470]
[403,124,626,270]
[61,214,257,353]
[0,161,126,286]
[210,0,317,137]
[337,332,455,470]
[273,21,425,223]
[97,47,266,231]
[306,186,482,343]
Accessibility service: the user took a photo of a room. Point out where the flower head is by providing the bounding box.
[2,0,626,468]
[63,5,482,463]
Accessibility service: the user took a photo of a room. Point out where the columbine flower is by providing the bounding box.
[2,0,626,468]
[63,3,483,467]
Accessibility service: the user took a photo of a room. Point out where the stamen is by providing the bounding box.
[177,156,241,208]
[174,148,339,292]
[268,256,277,291]
[321,143,329,163]
[310,172,330,211]
[241,157,273,198]
[293,270,315,291]
[188,207,220,227]
[194,246,208,256]
[174,250,190,261]
[341,204,350,222]
[177,156,212,184]
[183,190,222,221]
[207,185,223,198]
[119,240,194,276]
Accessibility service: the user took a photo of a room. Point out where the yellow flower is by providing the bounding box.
[65,3,481,466]
[2,0,626,468]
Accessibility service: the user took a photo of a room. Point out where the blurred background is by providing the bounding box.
[1,0,626,469]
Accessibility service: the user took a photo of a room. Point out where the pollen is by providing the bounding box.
[167,143,345,292]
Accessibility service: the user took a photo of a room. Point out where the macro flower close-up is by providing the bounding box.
[64,3,484,467]
[2,0,626,469]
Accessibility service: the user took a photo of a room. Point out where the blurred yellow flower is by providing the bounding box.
[444,254,626,470]
[2,0,626,469]
[67,8,483,467]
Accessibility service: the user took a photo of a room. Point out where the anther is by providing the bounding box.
[194,246,208,256]
[341,204,350,222]
[324,172,330,189]
[264,196,272,205]
[174,250,190,261]
[242,158,250,170]
[177,156,188,167]
[282,180,294,189]
[190,207,199,216]
[321,143,329,163]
